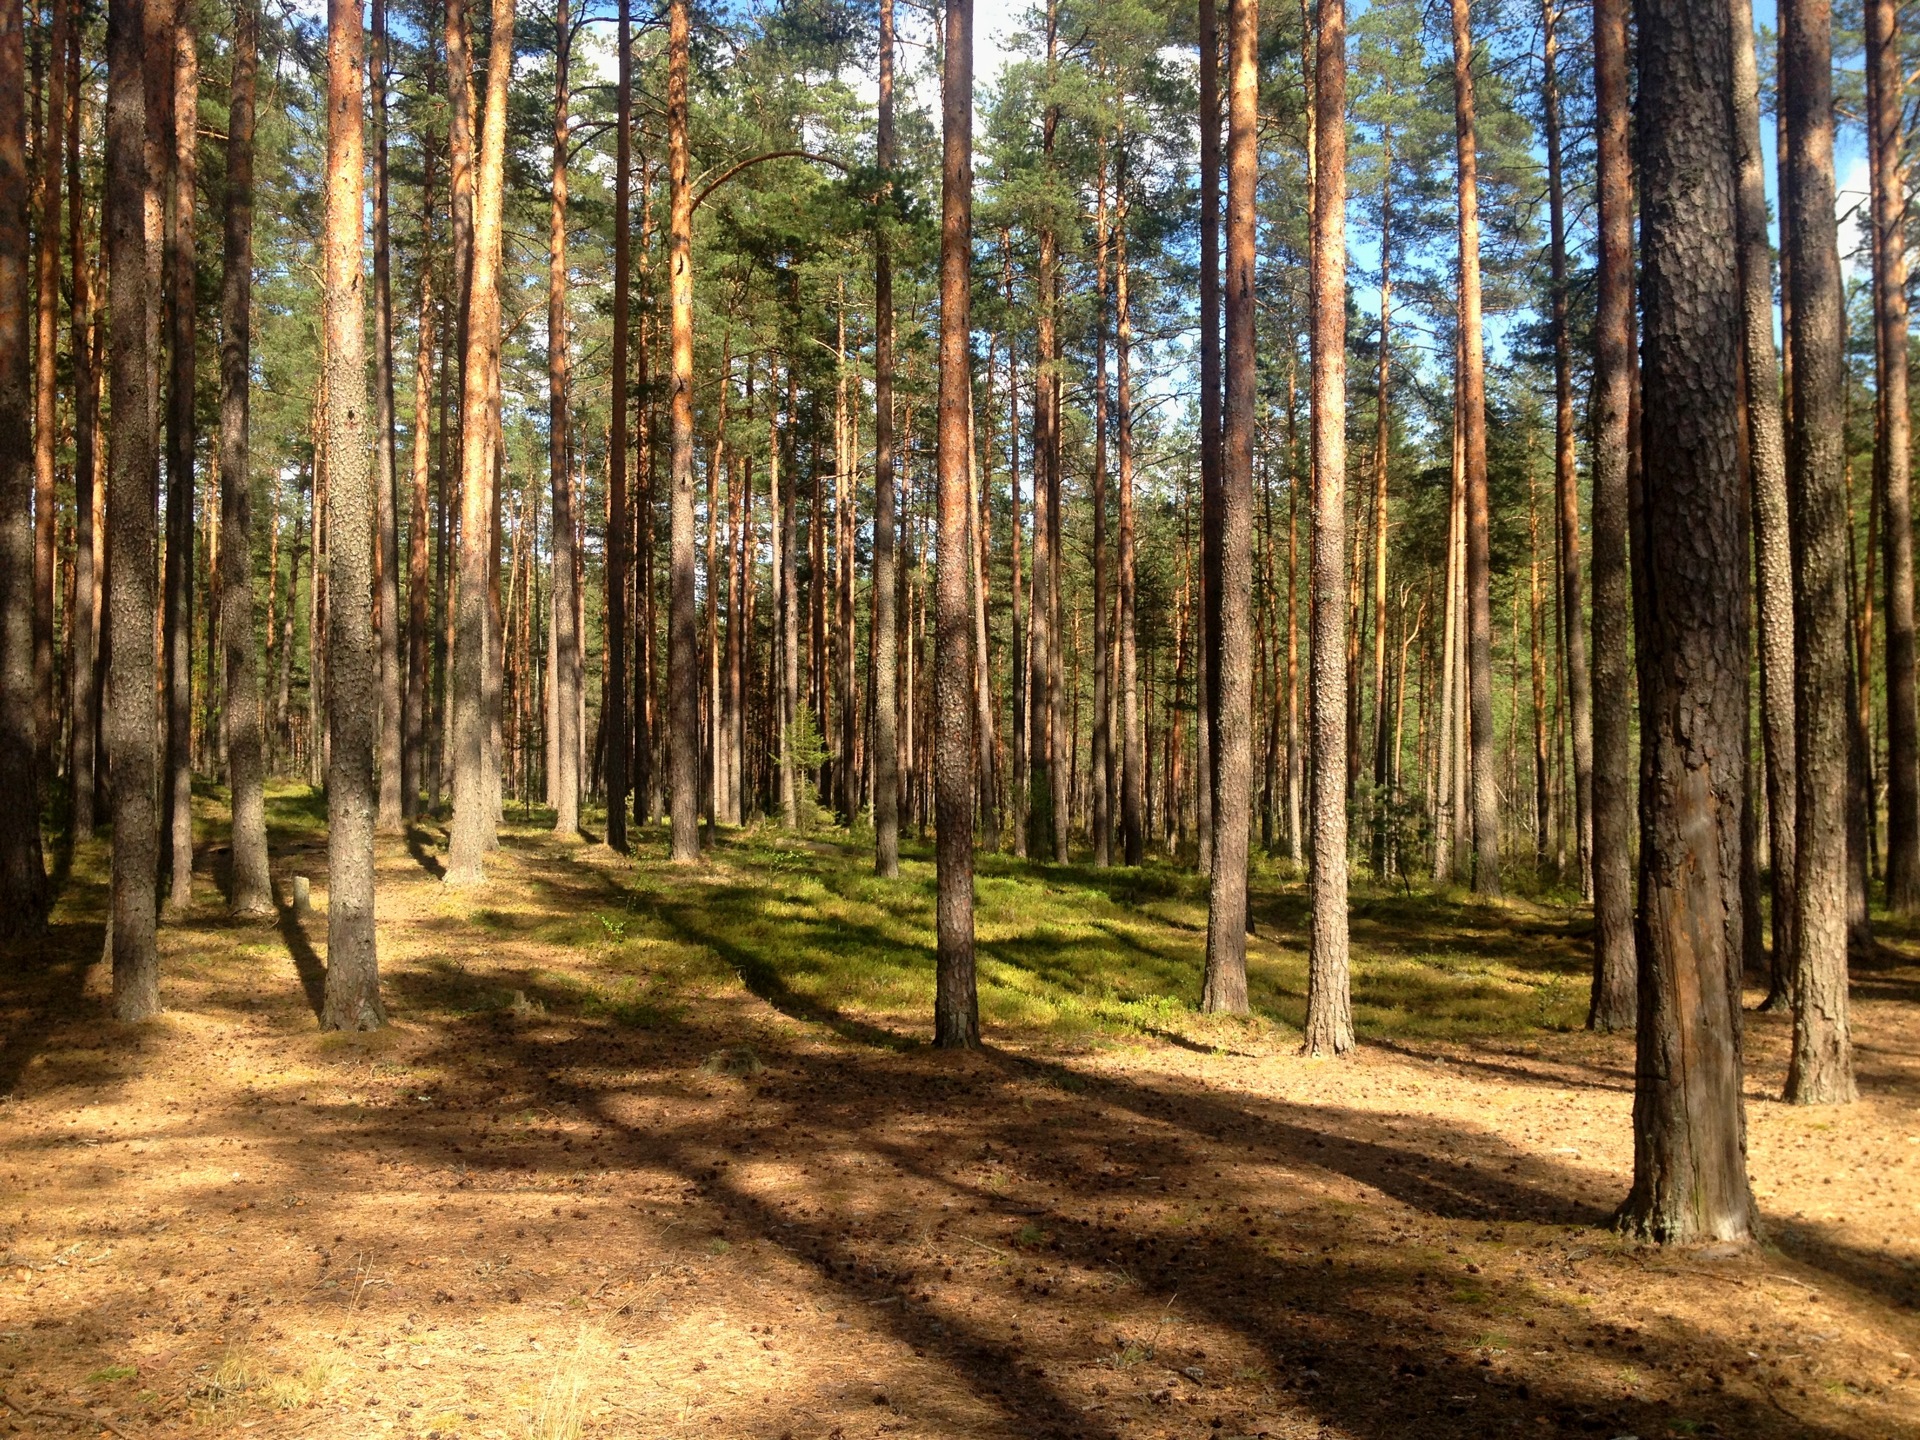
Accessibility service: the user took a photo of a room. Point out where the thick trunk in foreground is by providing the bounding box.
[0,0,46,934]
[549,0,580,838]
[219,0,270,916]
[934,0,978,1049]
[1587,0,1635,1031]
[371,0,403,832]
[162,8,197,910]
[1730,0,1796,1006]
[321,0,385,1029]
[666,0,700,862]
[444,0,514,882]
[1450,0,1499,895]
[1869,0,1920,913]
[1201,0,1258,1016]
[1782,0,1857,1106]
[1303,0,1353,1056]
[105,0,158,1011]
[870,0,900,875]
[1618,0,1756,1245]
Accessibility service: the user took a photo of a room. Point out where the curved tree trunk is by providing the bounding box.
[932,0,978,1049]
[220,0,270,917]
[1783,0,1858,1106]
[1618,0,1756,1245]
[321,0,385,1029]
[1303,0,1352,1056]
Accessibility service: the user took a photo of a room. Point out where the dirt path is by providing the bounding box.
[1,814,1916,1440]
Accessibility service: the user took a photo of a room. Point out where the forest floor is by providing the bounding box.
[2,787,1918,1440]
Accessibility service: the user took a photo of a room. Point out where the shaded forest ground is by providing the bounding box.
[1,787,1917,1440]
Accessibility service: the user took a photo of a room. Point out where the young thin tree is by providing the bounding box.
[161,3,197,910]
[445,0,516,882]
[1617,0,1756,1245]
[1201,0,1258,1016]
[933,0,978,1048]
[1303,0,1352,1056]
[1783,0,1857,1105]
[666,0,700,863]
[1868,0,1920,913]
[0,0,47,935]
[404,50,438,819]
[1449,0,1498,895]
[321,0,385,1029]
[1730,0,1795,1006]
[105,0,159,1011]
[371,0,403,832]
[871,0,901,876]
[549,0,581,838]
[1116,149,1144,866]
[604,0,630,850]
[220,0,270,916]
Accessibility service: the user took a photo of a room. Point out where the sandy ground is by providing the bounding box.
[1,818,1917,1440]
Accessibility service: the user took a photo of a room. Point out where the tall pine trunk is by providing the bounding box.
[1730,0,1796,1008]
[1618,0,1756,1243]
[1117,157,1144,866]
[219,0,270,916]
[1091,165,1111,868]
[404,51,438,820]
[549,0,580,837]
[1303,0,1352,1055]
[371,0,403,831]
[933,0,978,1048]
[1587,0,1635,1030]
[321,0,385,1028]
[870,0,900,874]
[1543,0,1591,896]
[31,0,67,785]
[0,0,47,934]
[66,15,99,843]
[1869,0,1920,912]
[161,5,196,910]
[445,0,514,881]
[1782,0,1858,1105]
[666,0,699,862]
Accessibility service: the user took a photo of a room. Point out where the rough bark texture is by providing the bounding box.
[0,0,46,936]
[161,6,196,910]
[1587,0,1635,1032]
[1782,0,1858,1106]
[666,0,700,863]
[1450,0,1499,896]
[1201,0,1257,1017]
[404,61,436,821]
[1729,0,1796,1007]
[548,0,580,838]
[31,0,67,786]
[1617,0,1756,1244]
[105,0,158,1012]
[1542,0,1591,896]
[371,0,403,833]
[321,0,385,1030]
[66,15,99,843]
[872,0,899,875]
[1303,0,1353,1057]
[445,0,513,882]
[1869,0,1920,913]
[932,0,978,1049]
[219,0,270,917]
